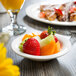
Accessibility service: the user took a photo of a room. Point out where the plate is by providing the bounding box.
[11,33,71,61]
[26,1,76,26]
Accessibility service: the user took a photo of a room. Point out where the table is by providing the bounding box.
[0,0,76,76]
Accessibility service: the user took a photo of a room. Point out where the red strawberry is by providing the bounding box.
[54,36,58,42]
[23,38,40,56]
[40,31,49,39]
[39,12,46,18]
[55,8,63,16]
[74,1,76,4]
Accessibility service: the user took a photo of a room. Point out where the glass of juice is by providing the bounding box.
[1,0,26,35]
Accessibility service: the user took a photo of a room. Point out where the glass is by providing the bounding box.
[1,0,26,35]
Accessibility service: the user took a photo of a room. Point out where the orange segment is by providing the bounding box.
[22,34,32,41]
[40,40,56,56]
[60,41,63,49]
[22,33,40,41]
[54,41,60,54]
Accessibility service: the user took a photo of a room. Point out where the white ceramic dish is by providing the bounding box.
[26,1,76,26]
[11,33,71,61]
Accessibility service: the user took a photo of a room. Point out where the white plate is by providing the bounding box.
[26,1,76,26]
[11,33,71,61]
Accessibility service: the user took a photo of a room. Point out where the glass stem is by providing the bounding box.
[9,10,18,29]
[6,10,26,35]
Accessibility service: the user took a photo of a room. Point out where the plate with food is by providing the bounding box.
[11,27,71,61]
[26,1,76,26]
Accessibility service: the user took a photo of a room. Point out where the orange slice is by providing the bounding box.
[22,33,39,41]
[40,40,56,56]
[22,34,32,41]
[54,41,60,54]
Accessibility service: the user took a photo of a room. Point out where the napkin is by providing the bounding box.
[0,33,10,44]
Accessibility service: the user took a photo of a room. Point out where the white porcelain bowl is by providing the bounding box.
[11,34,71,61]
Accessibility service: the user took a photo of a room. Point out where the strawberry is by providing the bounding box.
[23,38,40,56]
[74,1,76,4]
[39,12,46,18]
[40,26,58,42]
[40,26,56,39]
[54,36,58,42]
[55,8,63,16]
[40,31,49,39]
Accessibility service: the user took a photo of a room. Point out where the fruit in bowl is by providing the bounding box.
[19,26,61,56]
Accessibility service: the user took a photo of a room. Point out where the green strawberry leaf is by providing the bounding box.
[48,26,56,35]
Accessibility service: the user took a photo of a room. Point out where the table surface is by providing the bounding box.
[0,0,76,76]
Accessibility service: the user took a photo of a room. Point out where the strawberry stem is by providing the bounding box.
[48,26,56,35]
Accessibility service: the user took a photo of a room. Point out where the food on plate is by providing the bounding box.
[22,33,39,41]
[39,12,46,18]
[40,34,54,48]
[69,1,76,21]
[39,1,76,22]
[39,4,57,21]
[23,38,40,56]
[19,26,61,56]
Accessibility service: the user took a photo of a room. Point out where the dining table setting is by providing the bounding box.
[0,0,76,76]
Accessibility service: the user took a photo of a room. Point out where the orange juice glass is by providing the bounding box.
[1,0,26,35]
[1,0,24,10]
